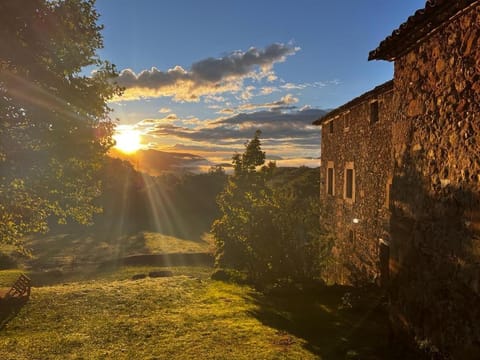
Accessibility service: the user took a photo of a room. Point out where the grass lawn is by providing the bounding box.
[0,265,401,360]
[0,231,413,359]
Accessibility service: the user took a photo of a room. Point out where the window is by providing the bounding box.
[328,120,334,134]
[370,100,379,123]
[348,230,355,243]
[345,169,354,198]
[344,162,355,202]
[327,168,334,195]
[327,161,335,196]
[385,177,393,209]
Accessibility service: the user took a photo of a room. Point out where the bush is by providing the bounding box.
[149,271,173,278]
[211,268,248,284]
[0,253,18,270]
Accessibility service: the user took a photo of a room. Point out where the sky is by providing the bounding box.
[95,0,427,168]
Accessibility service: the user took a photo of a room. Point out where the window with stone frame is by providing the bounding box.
[328,120,334,134]
[385,177,393,209]
[327,161,335,196]
[348,229,355,243]
[344,162,355,203]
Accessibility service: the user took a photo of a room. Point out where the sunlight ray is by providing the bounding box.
[1,70,91,124]
[101,169,132,267]
[140,172,195,267]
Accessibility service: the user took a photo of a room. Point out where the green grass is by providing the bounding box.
[0,265,399,360]
[0,232,405,359]
[143,232,214,254]
[0,269,313,359]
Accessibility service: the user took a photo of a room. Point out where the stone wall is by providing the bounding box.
[320,85,394,285]
[390,4,480,357]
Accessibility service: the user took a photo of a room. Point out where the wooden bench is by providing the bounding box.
[0,274,31,328]
[1,274,31,301]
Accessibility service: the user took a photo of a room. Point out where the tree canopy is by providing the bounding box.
[212,131,331,285]
[0,0,122,245]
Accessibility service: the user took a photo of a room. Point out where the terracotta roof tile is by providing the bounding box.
[369,0,479,61]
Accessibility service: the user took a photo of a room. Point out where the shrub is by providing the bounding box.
[0,253,17,270]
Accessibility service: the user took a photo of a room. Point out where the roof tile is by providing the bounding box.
[369,0,479,61]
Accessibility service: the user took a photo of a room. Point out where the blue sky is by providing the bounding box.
[96,0,426,167]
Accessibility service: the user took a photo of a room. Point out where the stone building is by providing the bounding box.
[314,81,394,285]
[315,0,480,357]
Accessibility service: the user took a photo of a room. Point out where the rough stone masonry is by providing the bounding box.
[316,1,480,357]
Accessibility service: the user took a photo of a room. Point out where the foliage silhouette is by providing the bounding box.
[212,131,330,285]
[0,0,122,246]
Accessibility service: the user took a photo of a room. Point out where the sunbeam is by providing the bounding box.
[140,171,200,267]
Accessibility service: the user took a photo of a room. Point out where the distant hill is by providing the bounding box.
[109,148,211,175]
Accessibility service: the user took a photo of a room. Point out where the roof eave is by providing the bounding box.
[312,80,393,126]
[369,0,479,62]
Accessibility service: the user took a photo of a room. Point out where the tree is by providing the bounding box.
[0,0,122,246]
[212,130,269,273]
[212,131,331,285]
[268,169,332,281]
[232,130,266,175]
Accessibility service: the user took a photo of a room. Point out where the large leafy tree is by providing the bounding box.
[0,0,122,245]
[213,130,272,276]
[212,131,330,285]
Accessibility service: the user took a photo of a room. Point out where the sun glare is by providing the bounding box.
[113,129,142,154]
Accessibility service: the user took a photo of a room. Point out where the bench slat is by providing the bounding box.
[4,274,31,299]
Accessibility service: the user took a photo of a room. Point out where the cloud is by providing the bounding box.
[204,95,226,103]
[274,158,320,168]
[137,113,178,125]
[266,72,278,82]
[279,80,341,90]
[158,107,172,113]
[216,94,299,113]
[145,108,326,148]
[114,43,299,102]
[190,44,298,81]
[181,117,203,126]
[260,86,278,95]
[218,108,235,114]
[240,85,256,100]
[270,94,298,106]
[281,82,307,90]
[165,113,178,120]
[131,107,326,168]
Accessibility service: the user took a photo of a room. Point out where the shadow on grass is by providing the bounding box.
[98,252,214,270]
[23,229,213,273]
[248,285,423,360]
[26,230,152,269]
[0,297,28,330]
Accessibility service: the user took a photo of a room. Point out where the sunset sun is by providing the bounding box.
[113,129,142,154]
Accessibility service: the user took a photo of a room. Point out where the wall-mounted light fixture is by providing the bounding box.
[379,237,390,247]
[352,218,360,224]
